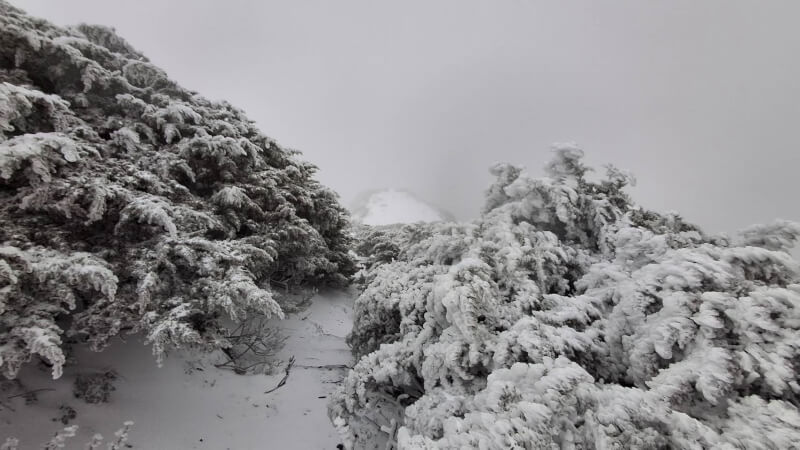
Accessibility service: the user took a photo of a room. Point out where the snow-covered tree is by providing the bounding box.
[0,2,354,379]
[331,145,800,449]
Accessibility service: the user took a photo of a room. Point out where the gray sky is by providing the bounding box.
[14,0,800,234]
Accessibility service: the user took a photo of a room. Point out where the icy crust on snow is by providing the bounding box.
[331,146,800,449]
[352,189,451,226]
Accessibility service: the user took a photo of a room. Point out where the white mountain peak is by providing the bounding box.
[351,189,452,226]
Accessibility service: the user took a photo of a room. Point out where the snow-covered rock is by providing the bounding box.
[350,189,453,226]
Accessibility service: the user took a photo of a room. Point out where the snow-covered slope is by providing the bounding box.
[350,189,453,226]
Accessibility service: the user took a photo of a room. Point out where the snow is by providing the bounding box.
[351,189,450,226]
[0,290,354,449]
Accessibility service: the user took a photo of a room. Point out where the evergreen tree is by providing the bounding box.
[332,145,800,449]
[0,2,354,379]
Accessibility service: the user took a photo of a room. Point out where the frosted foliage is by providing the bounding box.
[115,196,178,238]
[0,2,354,379]
[331,148,800,449]
[0,82,72,141]
[0,246,117,379]
[4,421,134,450]
[0,133,84,183]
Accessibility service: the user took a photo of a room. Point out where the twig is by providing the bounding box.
[294,364,352,370]
[264,356,295,394]
[0,399,15,412]
[309,320,346,339]
[7,388,55,400]
[382,419,399,450]
[215,319,286,374]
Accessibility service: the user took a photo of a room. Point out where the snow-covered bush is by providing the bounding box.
[331,145,800,449]
[0,2,354,380]
[56,405,77,425]
[2,421,134,450]
[73,371,117,404]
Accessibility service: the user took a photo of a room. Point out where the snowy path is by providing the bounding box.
[0,290,354,449]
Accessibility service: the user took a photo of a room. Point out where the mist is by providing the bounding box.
[13,0,800,233]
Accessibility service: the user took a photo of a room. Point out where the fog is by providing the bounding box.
[14,0,800,233]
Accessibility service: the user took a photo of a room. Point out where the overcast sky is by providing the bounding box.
[14,0,800,233]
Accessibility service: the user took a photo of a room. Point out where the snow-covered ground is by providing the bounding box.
[351,189,452,226]
[0,290,354,449]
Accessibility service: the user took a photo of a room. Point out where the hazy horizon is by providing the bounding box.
[13,0,800,234]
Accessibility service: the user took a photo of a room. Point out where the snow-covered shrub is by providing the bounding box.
[331,145,800,449]
[0,2,355,380]
[2,421,134,450]
[42,425,78,450]
[56,405,77,425]
[73,371,117,404]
